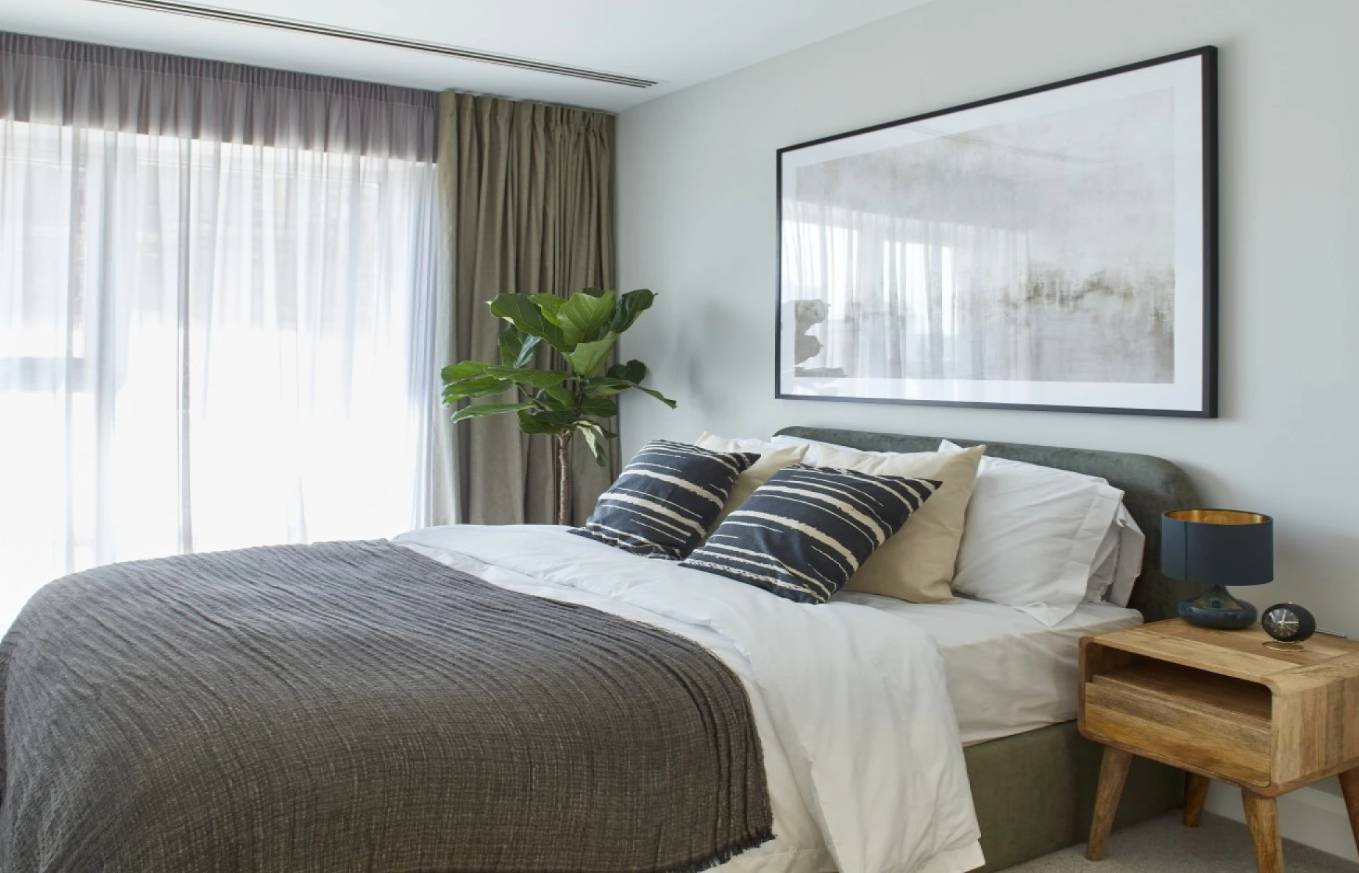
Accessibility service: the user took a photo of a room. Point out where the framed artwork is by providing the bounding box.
[775,47,1218,417]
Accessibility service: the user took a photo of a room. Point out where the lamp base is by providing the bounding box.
[1178,585,1258,630]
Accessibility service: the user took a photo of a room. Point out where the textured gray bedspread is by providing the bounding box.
[0,540,772,873]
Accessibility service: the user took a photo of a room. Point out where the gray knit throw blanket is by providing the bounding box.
[0,539,772,872]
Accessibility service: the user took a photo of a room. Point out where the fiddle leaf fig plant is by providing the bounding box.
[441,288,676,525]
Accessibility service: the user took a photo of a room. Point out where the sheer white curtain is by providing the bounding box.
[0,35,442,627]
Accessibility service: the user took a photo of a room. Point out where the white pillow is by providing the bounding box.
[1085,523,1122,603]
[941,440,1124,626]
[1103,505,1145,608]
[933,440,1143,608]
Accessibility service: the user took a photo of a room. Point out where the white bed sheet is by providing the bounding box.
[839,594,1142,746]
[394,525,985,873]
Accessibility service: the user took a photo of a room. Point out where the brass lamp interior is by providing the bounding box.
[1165,509,1270,526]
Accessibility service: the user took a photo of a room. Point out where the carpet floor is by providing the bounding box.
[1008,812,1359,871]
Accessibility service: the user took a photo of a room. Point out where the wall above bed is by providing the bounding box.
[616,0,1359,639]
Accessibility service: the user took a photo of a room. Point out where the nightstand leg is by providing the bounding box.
[1338,768,1359,856]
[1183,772,1211,827]
[1242,791,1284,873]
[1086,746,1132,861]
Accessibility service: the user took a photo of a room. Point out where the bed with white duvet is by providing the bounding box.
[843,595,1142,747]
[0,428,1193,873]
[395,523,987,873]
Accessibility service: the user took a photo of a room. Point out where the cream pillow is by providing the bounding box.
[771,437,985,603]
[694,432,809,528]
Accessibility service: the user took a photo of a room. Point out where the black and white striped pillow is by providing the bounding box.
[679,465,941,604]
[570,440,759,560]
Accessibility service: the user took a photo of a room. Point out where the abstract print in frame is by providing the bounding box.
[776,47,1218,417]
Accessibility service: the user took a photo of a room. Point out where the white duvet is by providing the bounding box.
[394,525,984,873]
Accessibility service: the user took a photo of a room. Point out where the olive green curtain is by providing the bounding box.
[435,91,617,525]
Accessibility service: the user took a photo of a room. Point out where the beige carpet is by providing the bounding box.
[1009,812,1359,872]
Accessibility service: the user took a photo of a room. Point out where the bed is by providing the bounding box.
[775,427,1203,871]
[0,427,1203,873]
[848,595,1143,747]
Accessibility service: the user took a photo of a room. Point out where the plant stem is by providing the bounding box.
[556,432,573,526]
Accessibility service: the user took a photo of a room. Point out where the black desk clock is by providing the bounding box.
[1261,602,1317,649]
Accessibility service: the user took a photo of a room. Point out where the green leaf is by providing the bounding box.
[441,360,493,382]
[576,420,610,466]
[580,370,676,408]
[543,409,583,426]
[488,294,567,352]
[449,401,535,424]
[606,359,647,384]
[565,333,618,378]
[582,377,634,398]
[498,327,541,369]
[442,357,518,401]
[579,396,618,418]
[483,367,567,389]
[557,289,617,348]
[527,294,565,326]
[635,386,678,408]
[534,384,576,410]
[609,289,655,334]
[485,369,574,408]
[579,287,609,298]
[442,375,513,401]
[517,409,573,435]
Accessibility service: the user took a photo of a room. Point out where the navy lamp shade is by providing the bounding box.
[1162,509,1273,629]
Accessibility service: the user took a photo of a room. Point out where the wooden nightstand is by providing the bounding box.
[1079,618,1359,873]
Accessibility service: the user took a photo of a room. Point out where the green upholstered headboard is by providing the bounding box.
[775,426,1202,622]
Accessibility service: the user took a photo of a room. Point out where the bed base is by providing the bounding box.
[963,720,1181,870]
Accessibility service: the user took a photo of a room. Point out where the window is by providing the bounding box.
[0,115,439,626]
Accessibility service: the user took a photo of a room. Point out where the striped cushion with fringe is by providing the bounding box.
[570,440,759,560]
[680,465,942,604]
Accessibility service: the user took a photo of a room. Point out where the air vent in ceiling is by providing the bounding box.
[86,0,658,88]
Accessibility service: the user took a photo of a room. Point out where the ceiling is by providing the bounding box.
[0,0,940,112]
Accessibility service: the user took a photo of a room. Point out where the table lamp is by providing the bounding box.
[1161,509,1273,629]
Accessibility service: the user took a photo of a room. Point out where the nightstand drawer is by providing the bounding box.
[1084,667,1272,786]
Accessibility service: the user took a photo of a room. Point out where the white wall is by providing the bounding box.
[616,0,1359,849]
[618,0,1359,627]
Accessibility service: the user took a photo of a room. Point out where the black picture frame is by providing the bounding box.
[775,46,1218,417]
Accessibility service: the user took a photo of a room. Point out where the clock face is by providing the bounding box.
[1264,609,1300,639]
[1262,603,1316,642]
